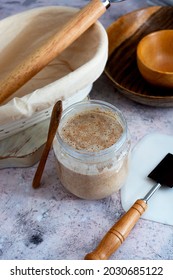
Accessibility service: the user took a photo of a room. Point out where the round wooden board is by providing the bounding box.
[105,6,173,107]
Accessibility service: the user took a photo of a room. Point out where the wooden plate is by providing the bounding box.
[105,6,173,107]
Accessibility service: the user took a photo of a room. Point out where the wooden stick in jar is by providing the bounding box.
[0,0,110,105]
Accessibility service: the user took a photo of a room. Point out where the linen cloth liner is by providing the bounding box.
[0,6,108,125]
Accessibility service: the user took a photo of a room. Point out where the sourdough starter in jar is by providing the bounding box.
[53,100,130,199]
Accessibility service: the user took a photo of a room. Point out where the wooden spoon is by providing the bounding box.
[32,100,62,188]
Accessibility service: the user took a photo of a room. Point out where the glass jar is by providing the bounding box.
[53,100,131,200]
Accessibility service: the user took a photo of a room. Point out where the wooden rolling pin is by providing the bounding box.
[85,199,147,260]
[0,0,110,105]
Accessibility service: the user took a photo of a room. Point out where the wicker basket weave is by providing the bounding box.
[0,6,108,140]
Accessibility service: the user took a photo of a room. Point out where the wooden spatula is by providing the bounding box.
[85,153,173,260]
[32,100,62,188]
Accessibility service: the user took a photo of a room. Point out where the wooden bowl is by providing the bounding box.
[105,6,173,107]
[137,30,173,88]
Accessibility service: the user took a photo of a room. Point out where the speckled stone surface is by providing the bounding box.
[0,0,173,260]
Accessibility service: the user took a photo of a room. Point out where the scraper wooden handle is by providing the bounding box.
[85,199,147,260]
[0,0,108,105]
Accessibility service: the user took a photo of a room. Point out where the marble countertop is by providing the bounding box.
[0,0,173,260]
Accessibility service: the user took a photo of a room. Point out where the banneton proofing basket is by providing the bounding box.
[0,6,108,140]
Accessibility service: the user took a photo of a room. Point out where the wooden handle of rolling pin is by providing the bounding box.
[0,0,109,105]
[85,199,147,260]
